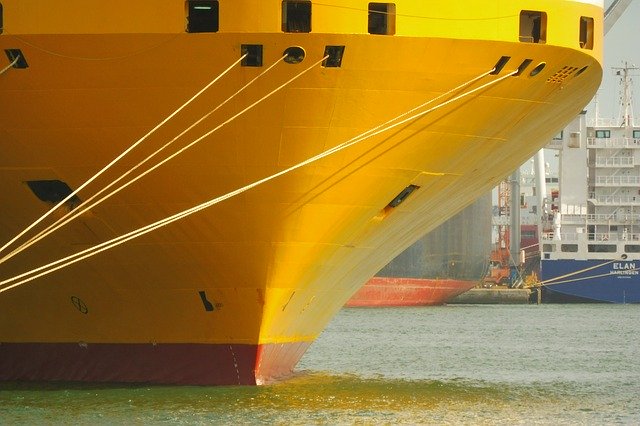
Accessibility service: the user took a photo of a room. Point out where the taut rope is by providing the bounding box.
[0,55,20,76]
[0,54,248,261]
[0,54,288,265]
[0,65,516,293]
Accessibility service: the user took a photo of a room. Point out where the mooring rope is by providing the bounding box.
[0,55,20,76]
[0,54,331,292]
[0,65,515,293]
[330,68,517,149]
[536,259,618,286]
[540,270,622,287]
[0,54,248,261]
[1,54,288,265]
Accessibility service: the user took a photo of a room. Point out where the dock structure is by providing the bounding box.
[449,288,532,304]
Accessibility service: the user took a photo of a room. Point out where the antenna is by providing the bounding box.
[612,62,639,128]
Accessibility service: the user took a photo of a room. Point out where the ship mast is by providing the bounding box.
[593,93,600,125]
[613,63,638,128]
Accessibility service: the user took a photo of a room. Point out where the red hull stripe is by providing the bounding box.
[0,341,311,386]
[346,277,477,307]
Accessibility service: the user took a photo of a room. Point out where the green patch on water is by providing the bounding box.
[1,374,613,424]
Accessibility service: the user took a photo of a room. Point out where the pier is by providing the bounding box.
[449,288,532,304]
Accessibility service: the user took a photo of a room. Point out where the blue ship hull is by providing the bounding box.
[540,259,640,304]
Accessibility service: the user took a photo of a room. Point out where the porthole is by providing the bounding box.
[241,45,263,67]
[283,46,305,64]
[490,56,511,75]
[4,49,29,69]
[323,45,345,68]
[387,185,419,208]
[26,180,81,208]
[575,65,588,77]
[529,62,546,77]
[514,59,533,76]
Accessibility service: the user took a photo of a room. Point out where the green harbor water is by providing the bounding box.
[1,304,639,424]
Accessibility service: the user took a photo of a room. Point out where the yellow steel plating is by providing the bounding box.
[0,1,602,350]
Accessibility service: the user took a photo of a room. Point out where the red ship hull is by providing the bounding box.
[0,341,310,385]
[346,196,491,308]
[346,276,477,307]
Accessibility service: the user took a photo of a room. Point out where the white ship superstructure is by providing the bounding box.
[540,65,640,303]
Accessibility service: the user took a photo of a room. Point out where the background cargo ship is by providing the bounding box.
[483,157,560,288]
[540,64,640,303]
[346,195,491,307]
[0,0,603,384]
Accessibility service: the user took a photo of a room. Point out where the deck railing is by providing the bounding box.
[595,175,640,186]
[594,157,634,167]
[586,117,627,127]
[587,137,640,148]
[541,232,640,242]
[553,212,640,224]
[589,195,640,205]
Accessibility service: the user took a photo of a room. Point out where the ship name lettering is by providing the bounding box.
[612,262,637,270]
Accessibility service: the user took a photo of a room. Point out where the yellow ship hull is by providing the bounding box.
[0,0,602,384]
